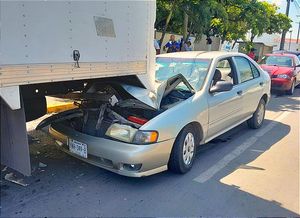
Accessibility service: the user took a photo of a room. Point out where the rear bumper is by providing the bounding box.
[271,78,293,91]
[49,123,175,177]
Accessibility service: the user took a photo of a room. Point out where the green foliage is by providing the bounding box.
[155,0,292,43]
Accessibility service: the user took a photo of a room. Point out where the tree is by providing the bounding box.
[156,0,219,43]
[155,0,292,49]
[210,0,249,45]
[246,1,291,42]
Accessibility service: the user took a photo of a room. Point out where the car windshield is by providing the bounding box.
[155,57,211,91]
[260,55,294,67]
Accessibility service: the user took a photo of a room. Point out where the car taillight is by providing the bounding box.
[127,116,148,125]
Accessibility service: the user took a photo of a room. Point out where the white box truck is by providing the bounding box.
[0,0,156,175]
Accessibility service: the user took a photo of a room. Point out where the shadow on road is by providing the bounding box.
[1,115,298,217]
[267,88,300,112]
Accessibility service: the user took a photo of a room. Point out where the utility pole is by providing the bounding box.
[297,22,300,44]
[289,30,293,50]
[280,0,293,50]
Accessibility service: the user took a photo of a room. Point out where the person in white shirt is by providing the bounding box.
[183,41,192,51]
[154,39,160,55]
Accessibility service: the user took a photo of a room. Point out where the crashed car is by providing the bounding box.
[38,51,271,177]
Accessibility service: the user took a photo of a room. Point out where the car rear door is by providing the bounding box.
[233,56,265,118]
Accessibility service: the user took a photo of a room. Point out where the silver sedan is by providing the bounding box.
[39,51,271,177]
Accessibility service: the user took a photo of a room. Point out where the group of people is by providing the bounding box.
[154,34,192,55]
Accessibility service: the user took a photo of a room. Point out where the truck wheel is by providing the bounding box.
[287,80,295,95]
[247,98,265,129]
[168,125,197,174]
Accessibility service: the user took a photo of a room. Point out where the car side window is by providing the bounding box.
[213,58,236,86]
[234,57,254,83]
[249,62,260,78]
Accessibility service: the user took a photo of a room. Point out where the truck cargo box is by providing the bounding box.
[0,0,156,109]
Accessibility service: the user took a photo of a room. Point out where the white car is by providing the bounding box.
[39,51,271,177]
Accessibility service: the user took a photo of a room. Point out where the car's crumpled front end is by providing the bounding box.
[37,75,194,176]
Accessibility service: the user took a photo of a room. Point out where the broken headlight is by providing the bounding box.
[105,123,138,143]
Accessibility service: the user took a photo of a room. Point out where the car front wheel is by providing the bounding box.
[168,125,197,174]
[287,79,295,95]
[247,98,266,129]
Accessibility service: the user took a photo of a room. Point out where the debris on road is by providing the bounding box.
[28,135,40,144]
[76,173,85,179]
[2,166,8,172]
[38,162,47,168]
[55,140,63,146]
[4,173,28,187]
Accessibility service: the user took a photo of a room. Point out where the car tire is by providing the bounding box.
[247,98,266,129]
[287,80,295,95]
[168,125,198,174]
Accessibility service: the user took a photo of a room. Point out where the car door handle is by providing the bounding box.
[237,90,243,95]
[259,82,264,86]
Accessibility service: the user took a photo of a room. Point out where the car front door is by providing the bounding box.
[206,58,244,141]
[233,56,265,118]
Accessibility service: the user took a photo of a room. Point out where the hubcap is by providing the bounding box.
[257,103,265,125]
[182,133,195,166]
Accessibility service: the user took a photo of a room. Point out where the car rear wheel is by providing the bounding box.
[168,125,197,174]
[287,80,295,95]
[247,98,266,129]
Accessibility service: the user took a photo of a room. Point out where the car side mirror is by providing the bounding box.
[210,81,233,93]
[294,64,300,69]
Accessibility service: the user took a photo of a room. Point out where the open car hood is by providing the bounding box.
[121,74,195,110]
[36,74,194,130]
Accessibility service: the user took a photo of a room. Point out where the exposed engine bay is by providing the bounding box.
[37,74,194,143]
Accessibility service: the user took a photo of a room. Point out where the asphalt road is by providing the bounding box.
[1,89,299,217]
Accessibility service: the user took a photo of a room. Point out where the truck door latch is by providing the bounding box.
[73,50,80,68]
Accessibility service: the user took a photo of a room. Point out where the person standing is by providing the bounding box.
[183,41,192,51]
[248,48,256,60]
[164,35,180,53]
[206,37,212,51]
[154,39,160,55]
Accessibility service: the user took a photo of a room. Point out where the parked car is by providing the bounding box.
[39,51,271,177]
[272,50,300,61]
[260,53,300,95]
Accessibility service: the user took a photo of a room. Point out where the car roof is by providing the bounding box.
[157,51,242,59]
[272,50,300,55]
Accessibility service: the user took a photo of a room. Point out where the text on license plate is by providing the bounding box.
[68,138,88,158]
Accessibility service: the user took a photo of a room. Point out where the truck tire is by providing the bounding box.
[247,98,266,129]
[168,125,197,174]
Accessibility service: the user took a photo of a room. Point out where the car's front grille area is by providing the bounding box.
[88,154,114,168]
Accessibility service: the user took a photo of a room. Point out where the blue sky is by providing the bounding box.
[268,0,300,39]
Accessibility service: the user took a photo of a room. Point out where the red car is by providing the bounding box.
[260,53,300,95]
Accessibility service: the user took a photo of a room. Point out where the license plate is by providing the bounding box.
[68,139,88,158]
